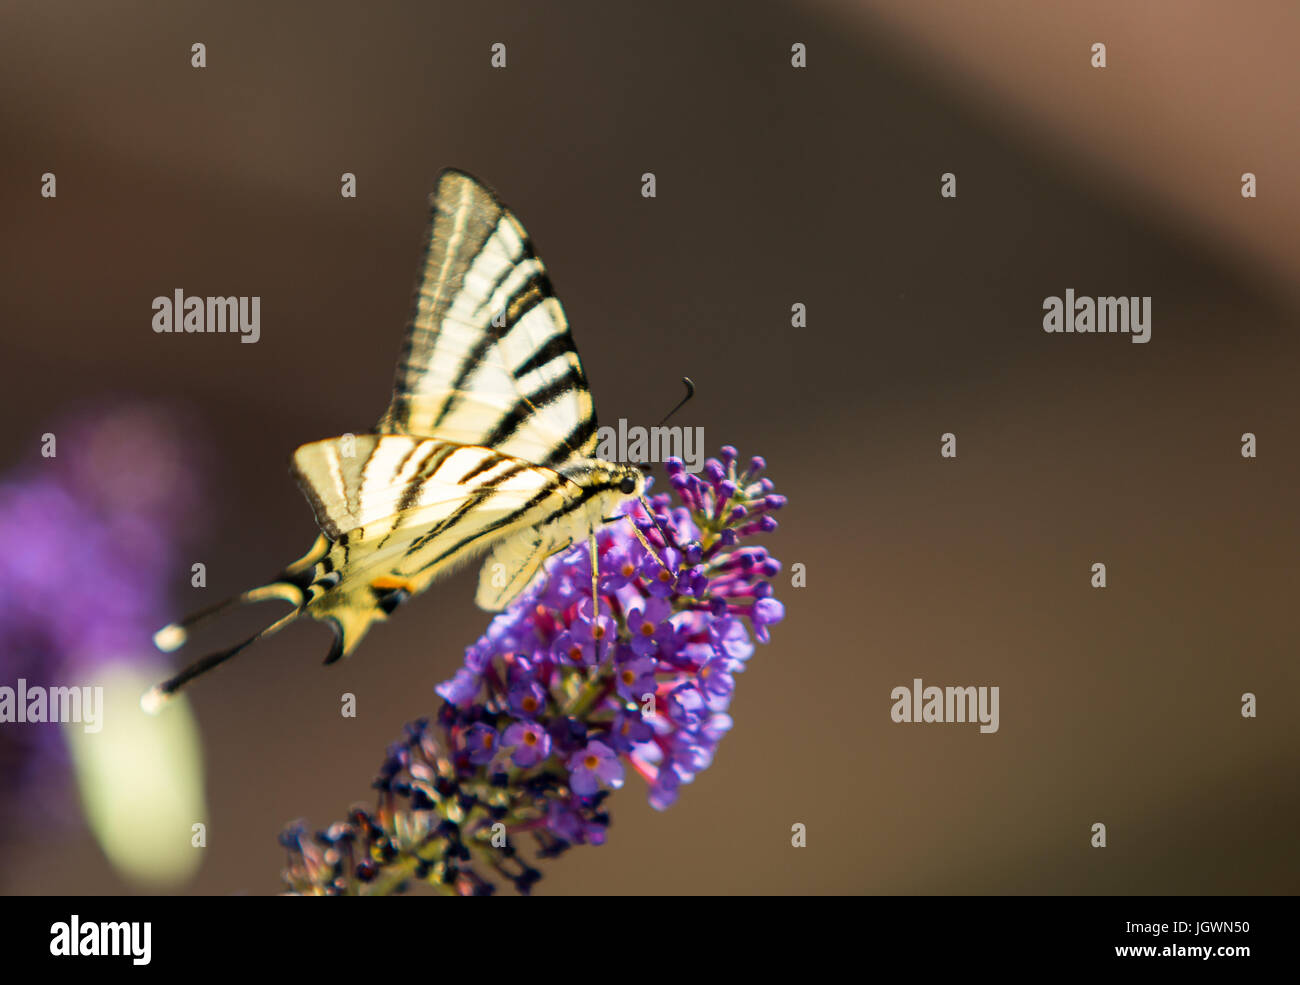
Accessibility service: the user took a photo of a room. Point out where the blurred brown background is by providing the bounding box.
[2,0,1297,894]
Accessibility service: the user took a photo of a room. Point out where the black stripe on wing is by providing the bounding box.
[513,327,579,381]
[433,269,565,426]
[417,479,603,573]
[403,461,541,556]
[481,366,596,464]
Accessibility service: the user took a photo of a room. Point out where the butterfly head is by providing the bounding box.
[562,458,646,521]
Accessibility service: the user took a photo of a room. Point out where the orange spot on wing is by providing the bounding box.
[371,575,416,592]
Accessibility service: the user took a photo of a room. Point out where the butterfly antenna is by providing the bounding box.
[142,606,302,714]
[656,377,695,426]
[617,378,696,576]
[629,496,676,578]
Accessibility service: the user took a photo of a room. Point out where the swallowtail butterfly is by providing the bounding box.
[144,170,663,710]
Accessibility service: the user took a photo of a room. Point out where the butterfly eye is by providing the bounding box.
[619,476,637,495]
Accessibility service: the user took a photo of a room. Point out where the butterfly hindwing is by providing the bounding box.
[379,169,597,467]
[292,433,568,548]
[476,527,581,612]
[288,433,602,658]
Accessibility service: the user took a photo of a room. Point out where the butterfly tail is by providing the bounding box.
[151,536,328,653]
[142,537,330,712]
[319,609,377,666]
[150,581,303,653]
[141,603,302,713]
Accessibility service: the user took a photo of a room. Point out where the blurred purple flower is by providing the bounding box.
[0,403,204,829]
[566,740,624,796]
[461,723,500,766]
[502,721,551,768]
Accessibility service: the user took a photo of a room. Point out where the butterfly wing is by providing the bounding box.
[378,169,598,468]
[475,526,574,612]
[292,433,573,551]
[290,433,600,655]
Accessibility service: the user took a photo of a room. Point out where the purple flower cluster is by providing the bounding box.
[282,446,785,896]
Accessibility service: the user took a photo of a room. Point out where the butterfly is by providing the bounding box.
[143,170,679,711]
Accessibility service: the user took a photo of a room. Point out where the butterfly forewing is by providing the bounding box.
[379,170,597,467]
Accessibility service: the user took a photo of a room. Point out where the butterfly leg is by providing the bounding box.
[628,498,674,578]
[589,532,603,664]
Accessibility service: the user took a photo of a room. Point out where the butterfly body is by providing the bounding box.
[145,171,646,708]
